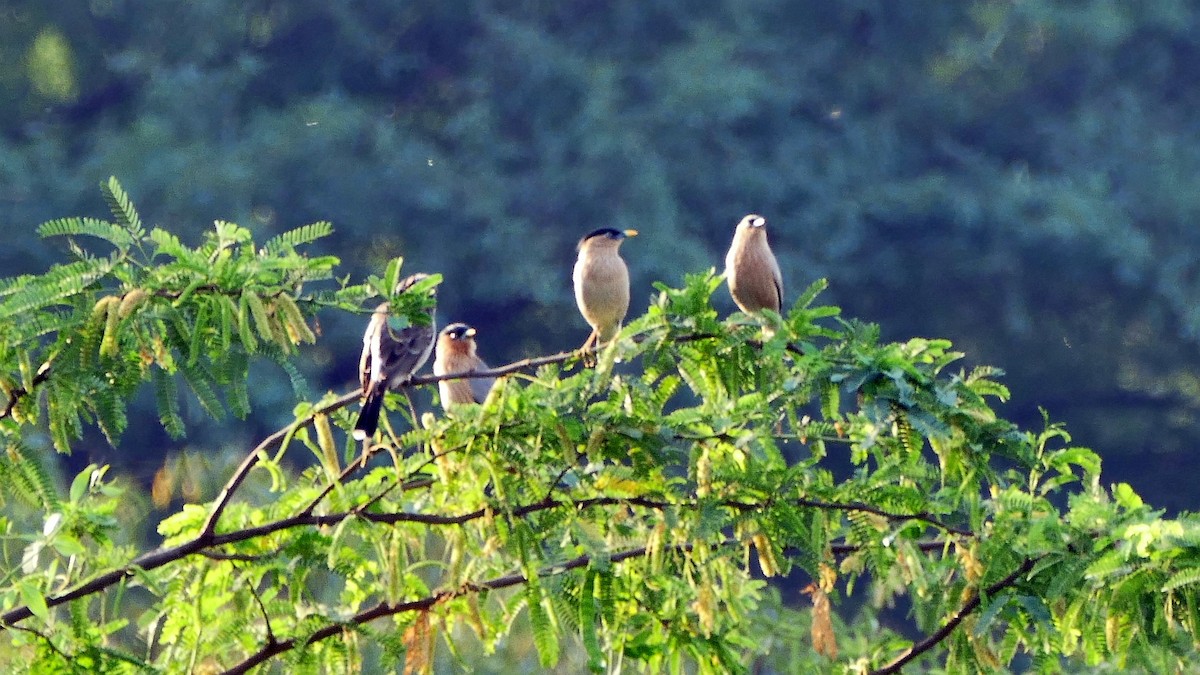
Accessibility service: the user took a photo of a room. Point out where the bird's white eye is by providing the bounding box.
[751,216,766,228]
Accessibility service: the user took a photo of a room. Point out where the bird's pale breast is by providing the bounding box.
[727,234,782,314]
[574,252,630,336]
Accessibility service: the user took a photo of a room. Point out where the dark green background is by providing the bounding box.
[4,1,1199,510]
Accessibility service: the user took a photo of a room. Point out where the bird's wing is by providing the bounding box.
[772,271,784,314]
[469,360,496,403]
[379,322,435,387]
[359,307,388,392]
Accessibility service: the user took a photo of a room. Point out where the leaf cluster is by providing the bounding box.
[4,188,1200,673]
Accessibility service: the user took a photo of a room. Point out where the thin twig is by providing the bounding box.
[6,622,73,663]
[408,348,583,385]
[828,539,948,556]
[0,359,52,420]
[792,497,973,538]
[870,556,1039,675]
[200,389,362,538]
[239,564,277,646]
[200,550,267,562]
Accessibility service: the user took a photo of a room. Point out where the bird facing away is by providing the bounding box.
[573,228,638,351]
[725,214,783,319]
[353,273,437,440]
[433,323,495,410]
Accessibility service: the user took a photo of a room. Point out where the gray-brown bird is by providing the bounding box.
[725,214,783,321]
[353,273,437,440]
[433,323,495,410]
[573,228,638,351]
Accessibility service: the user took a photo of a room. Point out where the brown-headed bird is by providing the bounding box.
[573,228,638,351]
[353,274,437,440]
[725,214,783,324]
[433,323,495,410]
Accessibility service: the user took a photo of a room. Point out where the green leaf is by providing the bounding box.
[101,176,144,238]
[69,464,96,503]
[1112,483,1144,510]
[527,583,560,669]
[579,571,605,673]
[263,221,334,254]
[152,367,185,438]
[1162,568,1200,592]
[20,580,50,622]
[38,217,136,251]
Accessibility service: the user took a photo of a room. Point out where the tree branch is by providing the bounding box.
[408,347,583,385]
[870,556,1039,675]
[221,538,725,674]
[0,486,967,631]
[0,358,52,420]
[207,345,597,535]
[791,497,973,538]
[199,388,361,538]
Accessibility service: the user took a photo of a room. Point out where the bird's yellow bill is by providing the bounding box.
[465,327,477,337]
[623,229,639,237]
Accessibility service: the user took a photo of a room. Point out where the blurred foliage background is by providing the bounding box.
[3,0,1200,511]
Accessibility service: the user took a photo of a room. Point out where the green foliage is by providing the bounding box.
[6,194,1200,672]
[0,178,367,451]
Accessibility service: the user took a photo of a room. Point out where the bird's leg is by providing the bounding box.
[579,330,599,367]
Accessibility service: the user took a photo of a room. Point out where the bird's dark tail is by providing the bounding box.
[353,389,383,441]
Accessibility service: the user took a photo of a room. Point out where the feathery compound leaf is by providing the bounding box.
[266,347,310,399]
[578,571,605,673]
[820,380,840,420]
[263,221,334,254]
[791,277,829,311]
[101,176,144,238]
[46,379,85,453]
[91,380,128,444]
[152,366,185,438]
[178,361,225,420]
[3,309,74,343]
[38,217,136,252]
[0,259,113,321]
[526,583,560,668]
[2,439,61,509]
[148,228,191,261]
[1162,568,1200,592]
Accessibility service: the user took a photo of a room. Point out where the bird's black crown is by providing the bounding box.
[578,227,628,249]
[441,323,474,340]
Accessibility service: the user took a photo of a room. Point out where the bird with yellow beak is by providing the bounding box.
[352,273,437,440]
[433,323,495,409]
[573,228,638,351]
[725,214,783,330]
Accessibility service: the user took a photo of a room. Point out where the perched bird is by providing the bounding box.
[433,323,495,410]
[725,214,783,321]
[353,274,437,440]
[573,228,638,351]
